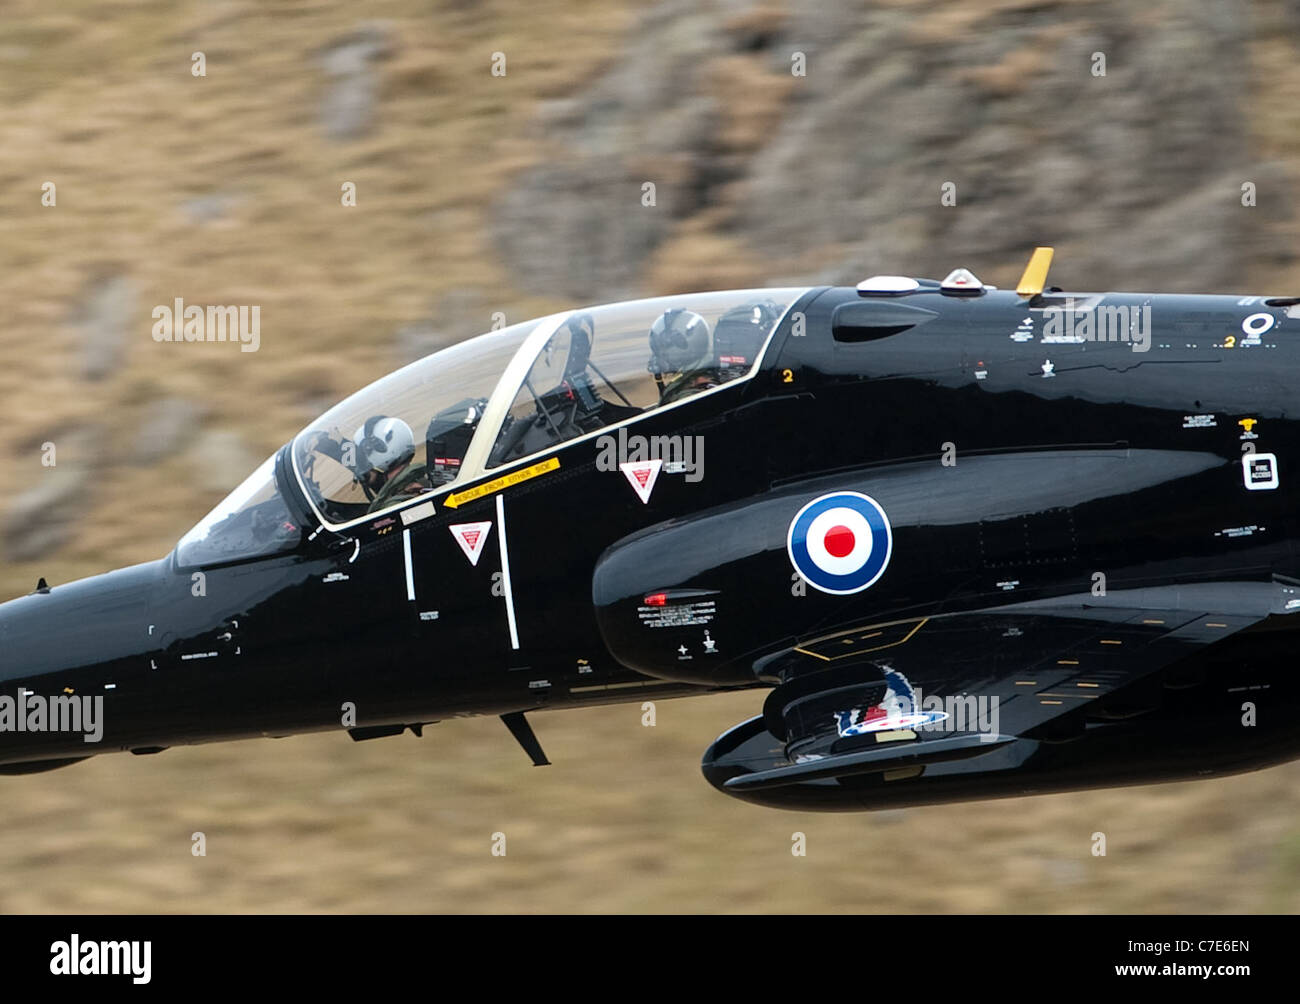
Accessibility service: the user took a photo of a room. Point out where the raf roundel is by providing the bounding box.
[787,491,893,595]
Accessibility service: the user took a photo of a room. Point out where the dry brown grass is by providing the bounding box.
[2,691,1299,913]
[0,0,636,590]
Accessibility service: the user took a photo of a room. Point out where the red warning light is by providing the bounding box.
[643,592,668,607]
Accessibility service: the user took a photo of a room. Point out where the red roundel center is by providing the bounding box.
[824,524,856,558]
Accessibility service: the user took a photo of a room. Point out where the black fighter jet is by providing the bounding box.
[4,247,1300,812]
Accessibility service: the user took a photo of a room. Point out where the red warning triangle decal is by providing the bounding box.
[449,521,493,566]
[619,458,663,504]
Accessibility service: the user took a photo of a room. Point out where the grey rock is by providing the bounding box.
[70,275,135,381]
[4,473,90,562]
[742,0,1256,289]
[179,192,242,224]
[494,0,1267,297]
[133,397,203,465]
[318,21,393,142]
[4,427,105,561]
[491,0,730,300]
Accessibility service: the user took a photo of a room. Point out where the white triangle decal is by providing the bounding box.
[450,521,493,566]
[619,458,663,504]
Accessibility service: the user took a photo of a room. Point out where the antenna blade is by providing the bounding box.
[1016,246,1055,297]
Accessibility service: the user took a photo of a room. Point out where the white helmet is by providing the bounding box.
[649,309,711,376]
[353,415,415,474]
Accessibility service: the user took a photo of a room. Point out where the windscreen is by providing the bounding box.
[176,453,302,567]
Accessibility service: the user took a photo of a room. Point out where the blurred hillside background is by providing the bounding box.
[1,0,1300,912]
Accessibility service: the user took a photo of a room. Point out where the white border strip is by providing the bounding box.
[496,494,519,650]
[402,528,415,601]
[458,310,573,479]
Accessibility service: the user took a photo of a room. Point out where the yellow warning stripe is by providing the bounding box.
[795,617,930,662]
[443,457,560,509]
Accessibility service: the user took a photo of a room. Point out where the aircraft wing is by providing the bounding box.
[703,581,1299,802]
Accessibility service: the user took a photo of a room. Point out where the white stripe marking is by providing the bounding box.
[497,494,519,650]
[402,528,415,601]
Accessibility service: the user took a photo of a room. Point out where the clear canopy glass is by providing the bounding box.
[176,454,302,566]
[486,289,803,470]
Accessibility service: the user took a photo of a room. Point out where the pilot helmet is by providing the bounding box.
[649,308,711,375]
[745,300,783,330]
[353,415,415,474]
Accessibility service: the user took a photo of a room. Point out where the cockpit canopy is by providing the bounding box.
[292,317,544,528]
[176,288,807,563]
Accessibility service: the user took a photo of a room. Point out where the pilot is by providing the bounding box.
[649,308,718,405]
[352,415,417,499]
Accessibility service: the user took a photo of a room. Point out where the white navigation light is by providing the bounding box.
[941,268,985,293]
[856,275,921,296]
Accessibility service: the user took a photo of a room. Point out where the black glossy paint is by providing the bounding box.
[4,280,1299,811]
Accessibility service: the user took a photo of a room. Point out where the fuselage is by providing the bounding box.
[3,280,1298,785]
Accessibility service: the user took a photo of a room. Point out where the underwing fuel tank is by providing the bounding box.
[703,692,1300,812]
[700,621,1300,812]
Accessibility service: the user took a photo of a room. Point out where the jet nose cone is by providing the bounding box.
[0,560,165,765]
[0,560,163,687]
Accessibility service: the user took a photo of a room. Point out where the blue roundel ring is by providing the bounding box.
[786,491,893,595]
